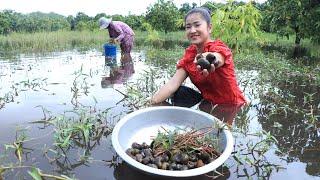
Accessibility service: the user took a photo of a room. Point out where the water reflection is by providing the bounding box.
[256,80,320,177]
[1,48,319,179]
[101,57,135,88]
[197,101,243,126]
[154,100,243,126]
[113,161,230,180]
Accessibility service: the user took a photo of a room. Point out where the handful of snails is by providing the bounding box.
[196,53,219,71]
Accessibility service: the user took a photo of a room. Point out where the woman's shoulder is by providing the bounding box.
[205,39,231,52]
[179,44,197,64]
[185,44,197,54]
[207,39,228,47]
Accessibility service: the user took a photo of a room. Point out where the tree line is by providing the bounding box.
[1,0,319,46]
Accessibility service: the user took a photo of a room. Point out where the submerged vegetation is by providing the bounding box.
[0,67,116,179]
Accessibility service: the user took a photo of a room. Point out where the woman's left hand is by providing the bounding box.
[114,39,120,44]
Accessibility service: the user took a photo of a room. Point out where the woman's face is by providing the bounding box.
[185,13,212,46]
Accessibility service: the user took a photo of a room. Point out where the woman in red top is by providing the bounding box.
[151,7,246,117]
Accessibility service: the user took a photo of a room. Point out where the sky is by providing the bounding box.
[0,0,266,17]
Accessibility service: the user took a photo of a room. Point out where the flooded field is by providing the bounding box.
[0,48,319,179]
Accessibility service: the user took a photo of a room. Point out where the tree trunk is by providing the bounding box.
[293,27,301,58]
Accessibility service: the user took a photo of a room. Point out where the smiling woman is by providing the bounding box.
[151,7,247,109]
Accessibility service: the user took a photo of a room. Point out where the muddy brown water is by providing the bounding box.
[0,49,319,179]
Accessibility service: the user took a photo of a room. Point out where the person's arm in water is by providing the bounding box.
[113,24,125,43]
[193,52,225,77]
[151,68,188,104]
[108,23,124,43]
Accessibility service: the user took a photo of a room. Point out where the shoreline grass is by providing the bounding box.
[0,30,319,85]
[0,30,319,58]
[0,30,107,53]
[0,30,189,54]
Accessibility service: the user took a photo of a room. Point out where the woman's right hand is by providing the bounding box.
[193,52,216,77]
[150,68,188,105]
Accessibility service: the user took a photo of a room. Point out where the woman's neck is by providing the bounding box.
[196,39,211,53]
[196,46,203,54]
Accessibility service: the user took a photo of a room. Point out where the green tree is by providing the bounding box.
[264,0,320,56]
[202,2,217,12]
[176,3,193,30]
[75,12,90,23]
[192,3,197,8]
[87,20,98,31]
[111,14,125,22]
[258,2,272,32]
[142,22,160,43]
[74,12,91,30]
[0,10,20,34]
[124,15,144,30]
[179,3,193,15]
[10,12,68,33]
[67,15,76,31]
[211,1,262,51]
[145,0,180,33]
[76,21,88,31]
[94,13,107,21]
[0,11,11,34]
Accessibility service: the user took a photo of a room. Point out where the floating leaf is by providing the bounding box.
[28,167,42,180]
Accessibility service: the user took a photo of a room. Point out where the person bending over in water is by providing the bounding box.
[99,17,135,62]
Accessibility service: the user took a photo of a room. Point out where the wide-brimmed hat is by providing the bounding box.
[99,17,112,29]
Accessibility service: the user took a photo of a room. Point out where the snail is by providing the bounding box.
[126,141,219,171]
[196,53,218,71]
